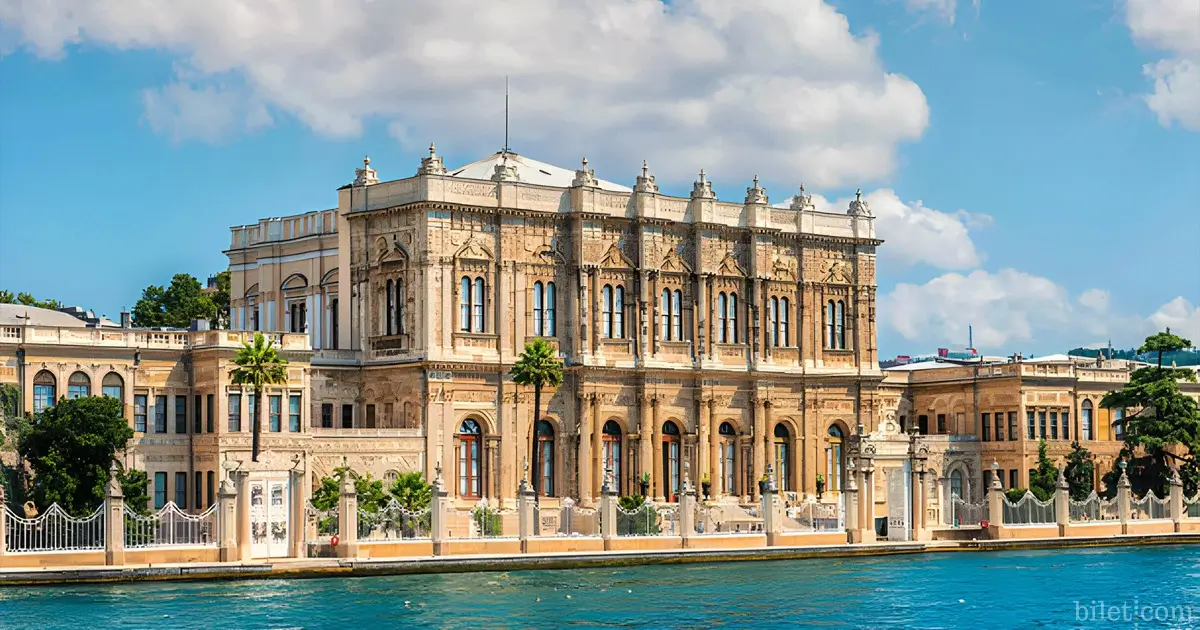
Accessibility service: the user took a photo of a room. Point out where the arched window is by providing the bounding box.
[602,420,623,495]
[768,297,778,347]
[473,277,486,332]
[1081,399,1093,441]
[459,277,471,332]
[67,371,90,399]
[33,370,56,414]
[384,470,400,484]
[545,282,556,336]
[836,300,846,349]
[602,285,613,338]
[728,293,739,343]
[662,421,681,501]
[458,419,483,498]
[384,278,404,336]
[533,281,544,336]
[779,297,790,347]
[718,422,737,496]
[825,425,844,492]
[536,420,555,496]
[950,469,964,500]
[671,289,682,341]
[613,286,625,339]
[773,423,790,492]
[329,298,339,349]
[717,293,728,343]
[660,289,670,340]
[102,373,124,400]
[826,300,836,349]
[386,279,396,336]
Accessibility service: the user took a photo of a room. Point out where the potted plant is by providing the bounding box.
[815,473,826,500]
[700,473,711,500]
[758,474,769,496]
[639,472,650,498]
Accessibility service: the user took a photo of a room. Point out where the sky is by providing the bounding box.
[0,0,1197,358]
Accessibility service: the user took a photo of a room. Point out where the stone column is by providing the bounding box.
[600,474,618,551]
[1054,469,1070,537]
[592,394,603,503]
[639,395,653,496]
[218,478,239,562]
[518,479,535,553]
[651,397,663,502]
[236,472,252,562]
[844,461,859,543]
[1117,465,1131,535]
[987,465,1004,537]
[763,400,774,490]
[862,458,876,542]
[762,477,781,546]
[699,398,712,499]
[707,400,720,499]
[337,473,359,559]
[680,473,696,548]
[104,464,126,566]
[289,469,305,558]
[1170,469,1184,533]
[431,467,448,556]
[909,466,922,542]
[578,394,593,505]
[752,396,766,501]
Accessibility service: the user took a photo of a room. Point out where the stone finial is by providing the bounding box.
[490,152,520,182]
[353,155,380,186]
[1118,459,1131,488]
[744,174,768,205]
[789,184,816,211]
[433,461,444,492]
[107,461,124,498]
[690,169,715,200]
[1055,467,1068,489]
[634,160,659,193]
[417,142,448,176]
[572,157,599,188]
[1170,468,1183,486]
[848,188,871,216]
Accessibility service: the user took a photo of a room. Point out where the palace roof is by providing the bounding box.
[448,151,631,193]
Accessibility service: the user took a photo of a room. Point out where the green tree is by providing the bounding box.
[1063,441,1095,500]
[389,472,432,511]
[18,396,133,515]
[311,466,389,512]
[1101,329,1200,495]
[0,290,61,310]
[509,338,563,497]
[1028,439,1058,501]
[229,332,288,462]
[212,271,231,329]
[132,273,216,328]
[0,382,18,419]
[117,466,152,516]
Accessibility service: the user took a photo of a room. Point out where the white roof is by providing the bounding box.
[0,303,88,328]
[449,152,632,193]
[1023,354,1073,363]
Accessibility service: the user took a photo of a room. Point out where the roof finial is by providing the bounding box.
[699,168,707,183]
[691,168,715,200]
[635,160,658,193]
[642,160,649,177]
[364,155,371,167]
[582,157,589,169]
[855,188,862,201]
[753,174,759,187]
[429,142,436,157]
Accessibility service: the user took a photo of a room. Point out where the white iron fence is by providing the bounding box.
[948,497,987,527]
[124,503,217,548]
[1068,492,1120,522]
[558,498,599,537]
[359,500,431,540]
[304,501,339,543]
[1002,491,1056,525]
[1130,491,1169,520]
[697,504,762,534]
[4,503,106,553]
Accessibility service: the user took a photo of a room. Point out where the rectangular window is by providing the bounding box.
[981,413,991,441]
[321,403,333,429]
[1038,411,1047,439]
[918,415,929,435]
[1049,411,1059,440]
[289,395,301,432]
[995,411,1004,441]
[194,471,202,511]
[228,394,241,432]
[936,414,946,434]
[342,404,353,429]
[174,472,187,508]
[154,395,167,433]
[1027,411,1035,440]
[1009,470,1018,489]
[206,394,215,433]
[206,471,215,508]
[366,404,376,429]
[175,396,187,434]
[1008,412,1018,442]
[154,472,167,509]
[194,395,202,433]
[248,393,256,433]
[1062,411,1071,441]
[1114,409,1125,440]
[33,384,54,414]
[134,395,148,433]
[269,395,282,432]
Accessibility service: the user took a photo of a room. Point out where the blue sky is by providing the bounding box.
[0,0,1196,357]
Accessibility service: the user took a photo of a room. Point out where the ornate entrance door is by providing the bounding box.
[250,477,291,558]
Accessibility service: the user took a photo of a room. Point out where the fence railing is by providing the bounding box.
[1130,491,1169,520]
[1068,492,1120,522]
[948,497,987,527]
[1002,492,1056,525]
[787,499,842,532]
[305,501,339,543]
[697,504,762,534]
[1187,494,1200,518]
[470,505,514,538]
[124,503,217,548]
[615,502,676,536]
[359,500,430,540]
[557,498,599,537]
[4,503,106,553]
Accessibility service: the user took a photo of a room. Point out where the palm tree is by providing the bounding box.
[510,338,563,497]
[229,333,288,462]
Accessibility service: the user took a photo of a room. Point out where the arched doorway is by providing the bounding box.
[458,419,483,499]
[718,422,737,496]
[662,421,681,502]
[825,425,845,493]
[773,424,791,492]
[536,420,555,496]
[602,420,623,495]
[950,469,964,500]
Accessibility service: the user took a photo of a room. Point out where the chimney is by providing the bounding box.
[120,311,131,328]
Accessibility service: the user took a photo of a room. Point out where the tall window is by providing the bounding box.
[662,421,681,501]
[719,422,737,495]
[773,424,790,492]
[937,414,946,434]
[768,297,778,347]
[533,282,544,336]
[671,289,682,341]
[386,279,397,336]
[460,276,488,333]
[473,277,486,332]
[193,395,202,433]
[288,301,307,334]
[1038,411,1047,439]
[102,373,124,400]
[536,420,555,496]
[826,300,848,349]
[779,297,790,346]
[458,419,482,498]
[460,277,471,331]
[194,471,202,511]
[825,425,844,492]
[950,470,963,499]
[154,472,167,509]
[1027,411,1035,440]
[982,413,991,442]
[995,411,1004,441]
[1081,400,1093,441]
[602,285,626,339]
[836,301,846,349]
[1050,411,1059,439]
[330,298,339,349]
[154,395,167,433]
[289,395,301,432]
[826,301,836,348]
[602,285,613,338]
[532,281,556,337]
[229,394,242,432]
[67,372,90,399]
[33,371,55,414]
[1114,409,1125,440]
[206,394,215,433]
[393,278,404,335]
[269,395,282,432]
[175,472,187,508]
[1008,412,1018,442]
[660,289,670,340]
[717,293,728,343]
[207,471,215,508]
[134,394,148,433]
[341,404,353,428]
[602,420,622,494]
[1061,411,1070,441]
[321,403,333,429]
[175,396,187,434]
[728,293,738,343]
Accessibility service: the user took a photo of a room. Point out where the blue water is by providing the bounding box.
[2,545,1198,629]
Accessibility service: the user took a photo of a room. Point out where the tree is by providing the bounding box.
[389,472,432,511]
[0,290,61,310]
[1101,329,1200,494]
[311,467,389,512]
[509,338,564,498]
[229,333,288,462]
[18,396,133,515]
[212,271,231,329]
[1063,441,1095,500]
[1028,439,1058,501]
[117,466,152,515]
[132,273,216,328]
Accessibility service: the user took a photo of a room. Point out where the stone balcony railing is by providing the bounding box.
[0,326,311,353]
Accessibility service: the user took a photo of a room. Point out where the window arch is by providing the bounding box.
[768,297,778,347]
[385,278,404,336]
[602,285,613,338]
[33,370,56,414]
[659,289,670,340]
[384,470,400,484]
[602,420,623,494]
[458,419,483,498]
[67,371,91,399]
[950,469,964,500]
[718,422,737,496]
[779,297,790,347]
[536,420,555,496]
[460,276,487,333]
[825,425,844,492]
[1081,399,1093,441]
[717,293,728,343]
[728,292,739,343]
[825,300,847,350]
[671,289,682,341]
[662,421,681,501]
[532,281,556,337]
[773,423,791,492]
[101,372,124,400]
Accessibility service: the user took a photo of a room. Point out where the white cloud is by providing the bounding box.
[0,0,931,187]
[142,78,272,143]
[906,0,958,24]
[1125,0,1200,131]
[880,269,1188,351]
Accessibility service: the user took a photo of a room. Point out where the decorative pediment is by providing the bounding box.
[377,235,410,265]
[599,243,634,269]
[823,259,853,284]
[660,248,692,274]
[455,237,494,261]
[717,251,745,277]
[772,255,797,281]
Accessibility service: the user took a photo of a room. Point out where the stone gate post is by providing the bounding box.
[337,473,359,559]
[218,478,239,562]
[600,470,617,550]
[1117,463,1131,535]
[431,465,448,556]
[1169,469,1183,533]
[104,463,125,566]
